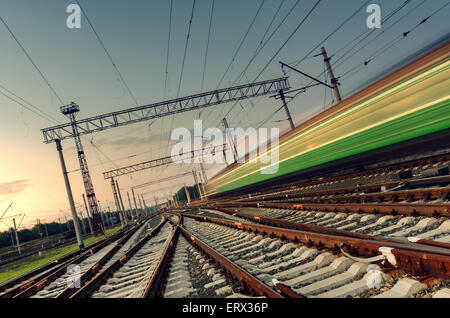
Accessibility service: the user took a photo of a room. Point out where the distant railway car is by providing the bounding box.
[206,41,450,196]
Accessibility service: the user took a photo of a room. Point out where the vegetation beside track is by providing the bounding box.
[0,225,122,284]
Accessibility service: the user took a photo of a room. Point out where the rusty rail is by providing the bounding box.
[204,207,393,242]
[239,186,449,204]
[178,224,283,298]
[215,201,449,218]
[0,225,130,298]
[55,214,161,298]
[143,215,284,298]
[207,207,450,251]
[142,223,180,298]
[202,154,450,205]
[179,213,450,279]
[69,217,168,298]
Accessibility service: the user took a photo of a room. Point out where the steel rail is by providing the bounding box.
[214,154,450,202]
[69,218,168,298]
[178,223,283,298]
[143,214,285,298]
[203,207,393,242]
[203,207,449,251]
[218,201,450,218]
[247,187,450,204]
[12,226,137,298]
[0,227,129,298]
[55,215,160,298]
[142,216,180,298]
[178,213,450,279]
[237,182,401,202]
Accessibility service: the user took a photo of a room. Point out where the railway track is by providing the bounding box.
[163,212,450,298]
[32,215,162,298]
[143,215,282,298]
[203,154,450,206]
[0,215,158,298]
[65,216,173,298]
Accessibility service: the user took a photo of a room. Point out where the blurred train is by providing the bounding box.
[206,40,450,197]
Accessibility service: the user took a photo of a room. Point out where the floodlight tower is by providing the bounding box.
[60,102,104,235]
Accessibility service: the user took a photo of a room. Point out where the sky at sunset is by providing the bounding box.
[0,0,449,229]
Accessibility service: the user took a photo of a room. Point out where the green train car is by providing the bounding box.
[206,41,450,196]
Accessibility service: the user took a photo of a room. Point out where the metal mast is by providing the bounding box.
[60,102,103,235]
[320,47,342,103]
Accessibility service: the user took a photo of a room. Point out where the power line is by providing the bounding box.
[0,83,61,125]
[252,0,322,83]
[0,16,65,105]
[160,0,174,152]
[200,0,216,93]
[340,1,450,81]
[331,0,413,70]
[75,0,139,107]
[208,0,321,134]
[207,0,288,124]
[203,0,302,128]
[167,0,197,148]
[291,0,372,69]
[164,0,174,100]
[215,0,266,89]
[282,0,420,112]
[175,0,197,99]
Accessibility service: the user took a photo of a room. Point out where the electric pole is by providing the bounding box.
[132,189,139,217]
[12,218,21,254]
[192,170,202,200]
[184,185,191,205]
[140,194,147,215]
[56,140,84,249]
[320,47,342,103]
[110,177,124,227]
[279,89,295,130]
[198,172,207,201]
[127,192,136,219]
[82,194,94,235]
[115,180,127,225]
[60,103,103,235]
[222,117,238,163]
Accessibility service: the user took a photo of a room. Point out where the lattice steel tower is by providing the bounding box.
[60,102,104,235]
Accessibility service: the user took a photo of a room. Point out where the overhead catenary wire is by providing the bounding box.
[160,0,174,152]
[0,89,59,125]
[202,0,301,125]
[339,1,450,81]
[282,0,423,113]
[203,0,322,157]
[204,0,289,125]
[75,0,139,107]
[166,0,197,148]
[200,0,216,93]
[252,0,322,83]
[215,0,266,90]
[0,16,65,106]
[197,0,216,119]
[291,0,372,69]
[258,1,449,137]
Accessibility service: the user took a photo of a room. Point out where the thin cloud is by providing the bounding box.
[0,180,32,195]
